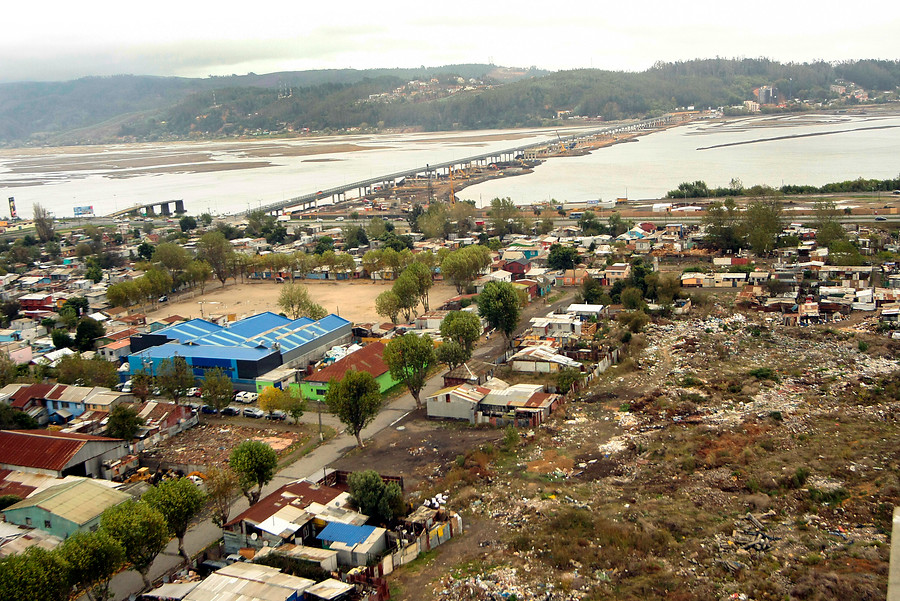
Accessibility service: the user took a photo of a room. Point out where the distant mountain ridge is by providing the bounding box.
[1,59,898,147]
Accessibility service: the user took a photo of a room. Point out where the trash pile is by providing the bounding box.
[436,566,584,601]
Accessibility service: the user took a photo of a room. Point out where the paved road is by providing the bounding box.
[94,366,450,601]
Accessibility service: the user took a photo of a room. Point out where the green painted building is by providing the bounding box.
[301,343,399,402]
[2,479,130,539]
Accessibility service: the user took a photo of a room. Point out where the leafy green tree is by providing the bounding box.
[85,264,103,283]
[197,231,234,286]
[440,245,491,293]
[578,211,602,235]
[392,270,421,323]
[743,197,783,256]
[325,370,383,448]
[55,353,118,388]
[200,367,233,413]
[813,199,847,248]
[75,317,105,351]
[384,333,435,409]
[348,470,404,524]
[179,215,197,232]
[206,467,240,533]
[51,328,74,349]
[556,367,584,394]
[0,546,70,601]
[343,225,368,248]
[131,368,154,402]
[313,236,334,255]
[156,356,195,404]
[547,244,579,270]
[580,276,604,304]
[488,197,528,237]
[436,340,468,370]
[702,199,742,252]
[277,283,327,319]
[478,281,521,347]
[229,440,278,505]
[100,500,169,591]
[621,286,645,310]
[64,296,90,317]
[106,405,144,440]
[440,310,481,355]
[143,478,208,564]
[137,241,155,261]
[153,242,192,286]
[375,290,401,324]
[0,352,19,388]
[200,213,213,226]
[400,261,434,312]
[58,530,125,601]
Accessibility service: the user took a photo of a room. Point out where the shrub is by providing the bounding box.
[748,367,779,382]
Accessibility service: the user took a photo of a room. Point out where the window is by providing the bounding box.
[44,520,51,529]
[317,389,327,396]
[25,517,32,526]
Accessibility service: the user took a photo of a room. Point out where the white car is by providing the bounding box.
[336,216,345,221]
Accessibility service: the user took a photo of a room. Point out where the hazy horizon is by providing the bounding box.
[3,1,898,84]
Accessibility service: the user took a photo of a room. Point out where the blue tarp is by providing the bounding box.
[316,522,375,546]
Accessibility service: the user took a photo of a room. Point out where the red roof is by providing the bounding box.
[225,480,344,528]
[304,343,389,384]
[107,328,138,341]
[9,383,55,409]
[0,469,37,499]
[0,430,120,472]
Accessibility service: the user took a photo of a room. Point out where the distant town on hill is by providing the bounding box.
[1,58,899,147]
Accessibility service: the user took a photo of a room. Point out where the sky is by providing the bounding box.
[3,1,898,83]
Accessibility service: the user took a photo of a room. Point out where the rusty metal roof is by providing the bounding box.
[0,430,121,473]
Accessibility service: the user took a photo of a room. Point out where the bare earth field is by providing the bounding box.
[145,279,461,325]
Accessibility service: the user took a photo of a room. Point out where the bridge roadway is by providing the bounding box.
[242,115,676,216]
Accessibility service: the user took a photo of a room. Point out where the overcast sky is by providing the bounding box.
[3,1,898,83]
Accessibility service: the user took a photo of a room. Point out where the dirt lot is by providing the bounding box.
[143,418,313,471]
[382,306,900,601]
[144,279,461,325]
[330,416,505,491]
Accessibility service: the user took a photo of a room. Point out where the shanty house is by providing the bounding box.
[0,430,128,479]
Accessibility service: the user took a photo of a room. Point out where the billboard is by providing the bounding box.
[8,197,16,219]
[74,206,94,217]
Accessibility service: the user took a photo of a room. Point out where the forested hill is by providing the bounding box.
[1,59,898,147]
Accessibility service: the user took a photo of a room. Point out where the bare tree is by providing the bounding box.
[32,203,55,242]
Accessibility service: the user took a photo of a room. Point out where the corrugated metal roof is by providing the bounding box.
[0,430,121,472]
[3,479,129,525]
[304,343,388,384]
[316,522,375,546]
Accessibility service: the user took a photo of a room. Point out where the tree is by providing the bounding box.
[702,199,742,252]
[743,197,783,256]
[277,283,327,320]
[153,242,192,286]
[0,351,18,388]
[441,245,491,293]
[137,241,155,261]
[206,467,240,533]
[0,546,71,601]
[51,328,74,349]
[621,286,645,310]
[131,368,154,402]
[106,405,143,440]
[179,215,197,232]
[556,367,584,395]
[814,199,846,248]
[392,270,421,323]
[580,276,604,304]
[313,236,334,255]
[58,530,125,601]
[185,259,212,292]
[156,356,195,404]
[548,244,579,270]
[440,310,481,355]
[375,290,401,324]
[32,203,55,242]
[100,500,169,591]
[230,440,278,505]
[197,231,234,286]
[55,353,118,388]
[400,261,433,312]
[436,340,468,370]
[348,470,404,524]
[143,478,208,564]
[325,370,382,448]
[343,225,368,248]
[384,333,435,409]
[200,212,213,226]
[201,367,233,413]
[488,197,528,237]
[478,281,521,347]
[75,317,105,351]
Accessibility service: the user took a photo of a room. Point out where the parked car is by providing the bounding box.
[121,380,133,393]
[200,405,218,415]
[235,391,258,404]
[221,406,240,416]
[242,407,265,419]
[266,410,287,421]
[876,216,887,221]
[158,295,168,302]
[187,387,200,397]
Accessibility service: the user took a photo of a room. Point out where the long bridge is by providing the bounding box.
[241,115,676,216]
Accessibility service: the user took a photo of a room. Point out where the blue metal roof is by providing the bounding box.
[154,319,222,343]
[224,312,294,337]
[132,343,276,361]
[316,522,376,546]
